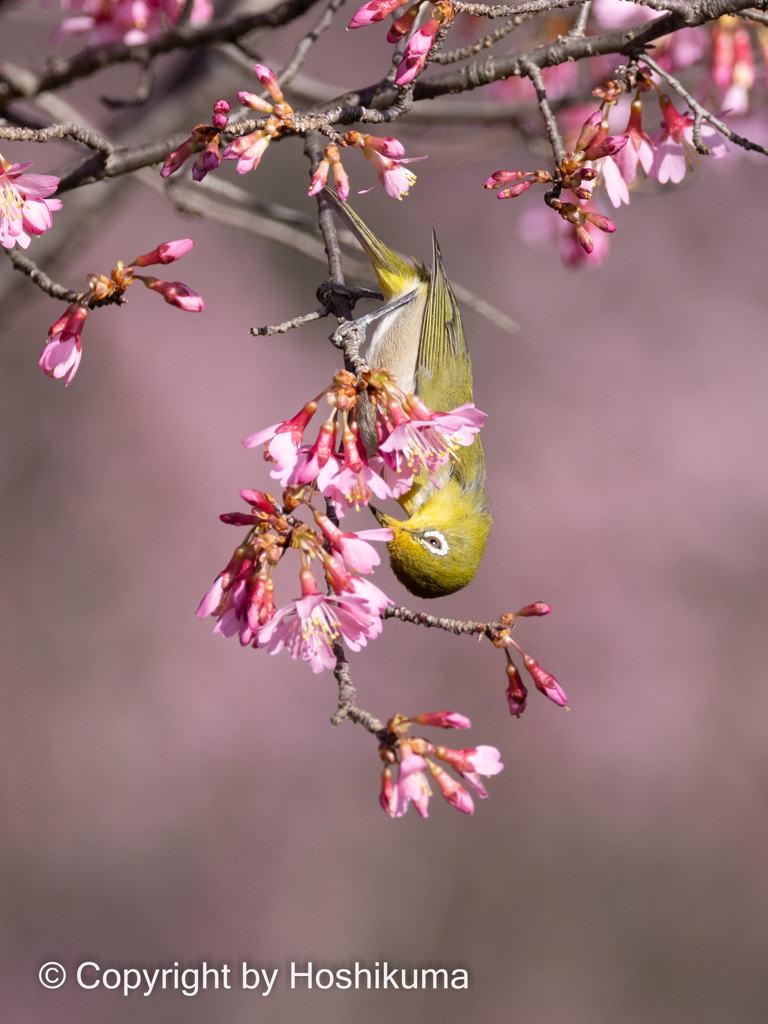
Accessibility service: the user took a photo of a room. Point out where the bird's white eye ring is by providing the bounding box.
[420,530,449,557]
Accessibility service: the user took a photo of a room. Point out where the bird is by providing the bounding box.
[325,190,492,600]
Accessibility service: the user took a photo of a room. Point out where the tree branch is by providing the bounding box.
[5,249,126,307]
[331,645,386,733]
[0,0,324,104]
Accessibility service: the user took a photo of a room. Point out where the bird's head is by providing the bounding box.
[371,481,492,599]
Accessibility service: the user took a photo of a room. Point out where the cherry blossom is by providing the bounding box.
[346,132,426,200]
[651,95,727,184]
[52,0,212,48]
[0,157,61,250]
[38,304,88,386]
[392,744,431,818]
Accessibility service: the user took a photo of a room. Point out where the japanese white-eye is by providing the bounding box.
[327,191,492,599]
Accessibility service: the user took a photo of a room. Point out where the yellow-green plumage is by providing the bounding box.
[326,190,492,599]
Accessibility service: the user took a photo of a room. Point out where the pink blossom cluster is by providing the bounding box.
[197,368,488,671]
[378,712,504,818]
[243,368,486,516]
[347,0,455,87]
[196,487,394,673]
[51,0,212,48]
[38,239,203,385]
[0,156,61,250]
[488,84,728,267]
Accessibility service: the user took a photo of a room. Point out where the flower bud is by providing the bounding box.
[237,91,274,113]
[482,170,527,189]
[211,99,230,128]
[505,655,527,718]
[427,761,474,815]
[498,180,533,199]
[575,224,594,253]
[583,132,629,160]
[386,2,422,42]
[240,489,277,513]
[575,111,603,152]
[131,239,194,267]
[253,64,284,104]
[523,654,567,706]
[584,211,616,233]
[220,512,259,526]
[412,711,472,730]
[379,766,396,817]
[138,276,205,311]
[515,602,551,617]
[348,0,404,28]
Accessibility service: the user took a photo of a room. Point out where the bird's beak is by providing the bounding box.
[369,505,398,529]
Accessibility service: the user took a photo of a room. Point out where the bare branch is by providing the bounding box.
[0,0,324,104]
[0,121,113,154]
[279,0,348,89]
[331,646,386,732]
[432,13,534,63]
[384,604,497,638]
[741,6,768,21]
[5,249,125,307]
[522,60,565,164]
[452,0,687,16]
[250,306,330,336]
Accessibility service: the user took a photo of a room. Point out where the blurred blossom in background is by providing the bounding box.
[2,4,768,1023]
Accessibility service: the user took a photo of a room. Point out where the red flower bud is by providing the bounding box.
[523,655,567,706]
[412,711,472,730]
[575,111,603,152]
[239,489,277,513]
[498,180,533,199]
[505,655,527,718]
[482,170,528,189]
[583,133,629,160]
[515,602,552,617]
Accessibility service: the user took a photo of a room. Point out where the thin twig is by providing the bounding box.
[0,0,324,103]
[522,60,565,164]
[384,604,503,639]
[642,52,768,159]
[250,307,330,336]
[5,249,125,307]
[741,6,768,22]
[432,13,534,63]
[452,0,687,15]
[279,0,348,89]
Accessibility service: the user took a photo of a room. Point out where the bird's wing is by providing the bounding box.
[417,232,486,494]
[416,231,473,411]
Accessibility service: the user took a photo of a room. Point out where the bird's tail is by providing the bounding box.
[323,187,425,300]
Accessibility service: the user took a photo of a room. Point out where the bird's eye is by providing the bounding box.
[420,530,449,556]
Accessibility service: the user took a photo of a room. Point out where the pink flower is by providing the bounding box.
[392,744,431,818]
[597,154,630,207]
[38,303,88,386]
[0,157,61,249]
[317,422,393,513]
[378,402,487,486]
[427,760,474,815]
[256,587,383,673]
[515,601,552,617]
[434,744,504,799]
[614,97,655,185]
[222,132,271,175]
[651,95,727,184]
[243,401,319,485]
[346,131,426,200]
[411,710,472,729]
[308,144,348,200]
[394,15,439,86]
[347,0,403,29]
[51,0,211,47]
[313,511,393,574]
[136,276,204,311]
[130,238,194,266]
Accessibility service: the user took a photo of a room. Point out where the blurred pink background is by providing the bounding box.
[2,4,768,1021]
